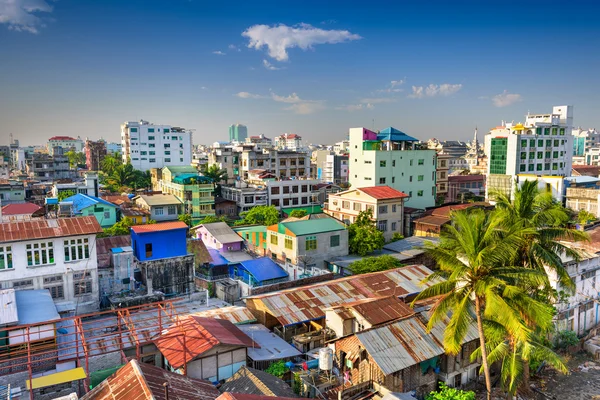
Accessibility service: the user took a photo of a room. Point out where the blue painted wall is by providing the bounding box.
[131,228,188,261]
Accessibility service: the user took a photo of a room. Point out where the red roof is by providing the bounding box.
[48,136,77,141]
[154,316,256,369]
[358,186,409,200]
[131,221,188,234]
[414,215,451,227]
[1,202,42,215]
[279,133,300,139]
[0,216,102,243]
[217,394,298,400]
[430,202,489,217]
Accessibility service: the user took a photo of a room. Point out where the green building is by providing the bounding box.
[62,193,118,228]
[229,124,248,143]
[159,166,215,224]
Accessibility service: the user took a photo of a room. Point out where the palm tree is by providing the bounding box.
[101,153,121,176]
[203,164,228,184]
[412,209,545,400]
[107,163,136,189]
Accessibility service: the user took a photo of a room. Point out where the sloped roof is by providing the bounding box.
[377,127,418,142]
[154,316,255,369]
[239,258,288,282]
[358,186,409,200]
[0,216,102,243]
[1,202,42,215]
[572,165,600,177]
[217,394,298,400]
[96,235,131,269]
[81,359,220,400]
[49,136,77,141]
[270,217,346,237]
[137,194,182,206]
[101,195,132,206]
[62,194,116,213]
[413,215,450,227]
[238,324,301,361]
[219,366,297,398]
[247,265,435,327]
[131,221,188,234]
[333,296,415,326]
[196,222,243,245]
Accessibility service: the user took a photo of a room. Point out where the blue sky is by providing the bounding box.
[1,0,599,146]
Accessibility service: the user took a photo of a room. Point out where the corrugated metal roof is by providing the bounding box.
[239,258,288,282]
[377,127,418,142]
[0,289,18,326]
[154,316,256,369]
[188,306,256,325]
[247,265,434,327]
[356,316,445,375]
[413,215,450,227]
[420,311,479,345]
[217,394,298,400]
[96,235,132,269]
[383,236,439,254]
[238,324,301,361]
[0,216,102,243]
[1,202,42,216]
[16,290,60,325]
[137,194,182,206]
[219,366,298,398]
[272,217,346,237]
[62,194,116,213]
[196,222,243,244]
[358,186,409,200]
[81,359,220,400]
[131,221,188,234]
[342,296,415,326]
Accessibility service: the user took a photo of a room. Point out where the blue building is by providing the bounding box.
[62,193,118,228]
[131,221,188,261]
[230,257,288,287]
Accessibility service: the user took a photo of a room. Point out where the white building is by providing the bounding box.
[274,133,303,151]
[349,127,437,209]
[0,216,102,314]
[47,136,84,155]
[485,105,574,200]
[121,120,193,171]
[245,134,272,151]
[51,172,99,198]
[572,128,600,158]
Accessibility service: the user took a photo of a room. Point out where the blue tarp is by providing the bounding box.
[207,248,229,266]
[377,126,418,142]
[238,257,288,283]
[62,194,116,213]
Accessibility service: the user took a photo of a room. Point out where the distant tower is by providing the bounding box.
[229,124,248,143]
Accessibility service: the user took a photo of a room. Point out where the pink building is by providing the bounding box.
[194,222,244,251]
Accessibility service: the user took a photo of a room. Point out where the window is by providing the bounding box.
[377,220,387,231]
[545,163,550,170]
[552,128,558,135]
[417,190,423,197]
[64,238,90,262]
[271,253,278,261]
[392,177,395,183]
[301,197,308,205]
[409,176,413,182]
[270,234,278,245]
[528,164,534,172]
[380,160,386,167]
[520,165,526,172]
[379,205,388,214]
[391,222,397,231]
[537,152,543,159]
[284,236,293,250]
[27,242,54,266]
[130,127,138,132]
[271,187,280,195]
[73,271,93,296]
[283,198,290,206]
[366,204,374,213]
[418,175,424,181]
[165,151,171,155]
[155,207,164,216]
[418,159,424,165]
[148,136,155,141]
[520,152,527,160]
[283,186,290,194]
[305,236,317,251]
[330,235,340,247]
[364,160,372,164]
[244,196,254,204]
[0,246,12,270]
[145,243,152,258]
[553,151,559,158]
[164,128,170,133]
[529,152,535,159]
[392,160,396,167]
[552,163,558,170]
[530,139,535,146]
[292,186,299,194]
[148,128,155,133]
[342,201,350,209]
[292,198,299,206]
[44,276,64,300]
[536,163,542,171]
[149,143,155,148]
[301,185,308,193]
[554,140,559,147]
[165,158,171,162]
[168,205,176,215]
[164,144,170,148]
[410,160,413,166]
[353,203,361,211]
[560,128,565,135]
[13,279,33,290]
[149,158,156,163]
[171,136,178,140]
[521,140,527,147]
[379,177,386,184]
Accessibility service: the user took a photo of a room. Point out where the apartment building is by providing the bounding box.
[240,149,311,180]
[229,124,248,142]
[349,127,437,209]
[47,136,84,155]
[121,120,193,170]
[26,148,76,181]
[0,179,25,204]
[485,105,574,200]
[85,139,107,171]
[572,128,600,157]
[208,142,240,185]
[0,216,102,314]
[274,133,303,151]
[435,152,450,203]
[314,149,349,184]
[134,194,183,222]
[221,185,268,213]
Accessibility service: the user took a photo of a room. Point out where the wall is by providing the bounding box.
[82,204,117,228]
[185,347,246,382]
[131,228,187,261]
[267,229,348,269]
[139,254,195,295]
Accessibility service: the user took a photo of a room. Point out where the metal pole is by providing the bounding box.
[27,327,33,400]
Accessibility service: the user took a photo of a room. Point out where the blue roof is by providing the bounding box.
[207,248,229,266]
[62,193,116,213]
[377,127,418,142]
[239,257,288,282]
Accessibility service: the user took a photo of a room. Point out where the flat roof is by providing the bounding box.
[238,324,301,361]
[16,290,60,325]
[0,289,18,326]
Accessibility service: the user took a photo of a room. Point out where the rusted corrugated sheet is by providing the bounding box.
[186,306,257,325]
[248,265,434,327]
[0,216,102,243]
[96,235,131,269]
[131,221,188,233]
[420,311,479,345]
[345,296,415,326]
[356,316,445,375]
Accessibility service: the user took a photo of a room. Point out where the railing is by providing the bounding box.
[195,273,230,282]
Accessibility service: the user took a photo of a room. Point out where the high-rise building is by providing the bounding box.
[85,139,107,171]
[229,124,248,143]
[485,105,574,201]
[121,120,192,171]
[349,127,437,209]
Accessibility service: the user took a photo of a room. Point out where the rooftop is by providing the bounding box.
[63,193,116,213]
[383,236,439,254]
[269,217,346,237]
[0,289,18,326]
[0,216,102,243]
[217,394,298,400]
[377,127,418,142]
[101,195,132,206]
[413,215,451,227]
[164,165,198,174]
[194,222,243,245]
[331,296,415,326]
[237,324,301,361]
[219,366,297,398]
[572,165,600,177]
[96,235,132,269]
[358,186,409,200]
[49,136,77,141]
[238,257,288,282]
[131,221,188,234]
[137,194,182,206]
[16,290,60,325]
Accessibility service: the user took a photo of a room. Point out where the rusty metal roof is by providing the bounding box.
[187,306,257,325]
[0,216,102,243]
[247,265,434,327]
[413,215,450,227]
[131,221,188,234]
[356,316,445,375]
[81,359,220,400]
[154,316,256,369]
[96,235,131,269]
[217,394,299,400]
[342,296,415,326]
[420,311,479,346]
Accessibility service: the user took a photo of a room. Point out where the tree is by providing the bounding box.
[426,383,475,400]
[235,205,279,226]
[203,164,228,183]
[101,218,134,237]
[66,150,85,168]
[57,190,76,202]
[289,209,307,218]
[107,163,137,191]
[265,360,287,378]
[348,254,403,275]
[178,214,192,227]
[412,209,545,400]
[198,215,228,224]
[133,169,151,190]
[101,153,122,176]
[348,209,384,256]
[577,209,596,225]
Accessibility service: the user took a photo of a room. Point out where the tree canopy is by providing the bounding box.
[348,209,384,256]
[235,205,279,226]
[348,254,403,275]
[289,209,307,218]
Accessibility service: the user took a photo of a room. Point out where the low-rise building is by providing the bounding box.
[413,203,490,237]
[51,172,99,198]
[214,197,238,218]
[61,193,118,228]
[274,133,303,151]
[446,174,486,203]
[324,186,407,241]
[219,366,298,398]
[1,202,42,221]
[85,139,106,171]
[236,325,302,370]
[0,179,25,204]
[0,216,102,313]
[566,187,600,218]
[134,194,183,222]
[222,185,268,213]
[194,222,244,251]
[47,135,84,155]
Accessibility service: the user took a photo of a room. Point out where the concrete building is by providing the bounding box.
[0,216,102,313]
[572,128,600,157]
[349,127,437,209]
[447,174,486,203]
[194,222,244,251]
[85,139,106,171]
[27,148,76,181]
[208,143,241,185]
[61,193,118,228]
[47,136,84,155]
[134,194,183,222]
[121,120,193,170]
[566,187,600,217]
[435,152,451,203]
[221,185,268,213]
[51,172,99,198]
[245,134,272,150]
[0,179,25,204]
[485,105,574,200]
[324,186,407,241]
[106,142,122,154]
[314,150,349,184]
[240,149,311,180]
[229,124,248,143]
[274,133,303,151]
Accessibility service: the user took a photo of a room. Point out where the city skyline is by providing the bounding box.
[1,0,599,146]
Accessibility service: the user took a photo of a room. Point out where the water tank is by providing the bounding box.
[319,347,333,371]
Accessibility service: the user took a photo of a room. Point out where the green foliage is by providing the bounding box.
[101,153,122,176]
[236,205,279,226]
[66,150,85,168]
[426,383,475,400]
[104,163,151,192]
[197,215,228,224]
[348,209,384,256]
[349,254,403,275]
[203,164,228,183]
[292,373,302,395]
[57,190,76,202]
[265,360,287,378]
[389,232,404,243]
[577,209,596,225]
[101,218,134,237]
[289,209,307,218]
[553,330,579,350]
[206,282,214,297]
[178,214,192,227]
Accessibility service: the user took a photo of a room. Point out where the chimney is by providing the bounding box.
[163,382,169,400]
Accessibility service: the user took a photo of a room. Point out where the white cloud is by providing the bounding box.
[235,91,264,99]
[242,23,361,61]
[376,79,405,93]
[271,92,302,103]
[409,83,462,99]
[390,80,404,88]
[235,90,324,114]
[491,90,522,107]
[284,102,325,115]
[212,50,226,55]
[0,0,53,33]
[336,103,375,111]
[262,59,282,70]
[360,97,396,104]
[228,44,241,51]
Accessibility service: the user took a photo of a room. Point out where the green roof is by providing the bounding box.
[163,165,197,174]
[233,225,267,248]
[281,218,346,236]
[281,205,323,216]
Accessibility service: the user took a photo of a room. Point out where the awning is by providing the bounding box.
[281,205,323,216]
[27,367,87,390]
